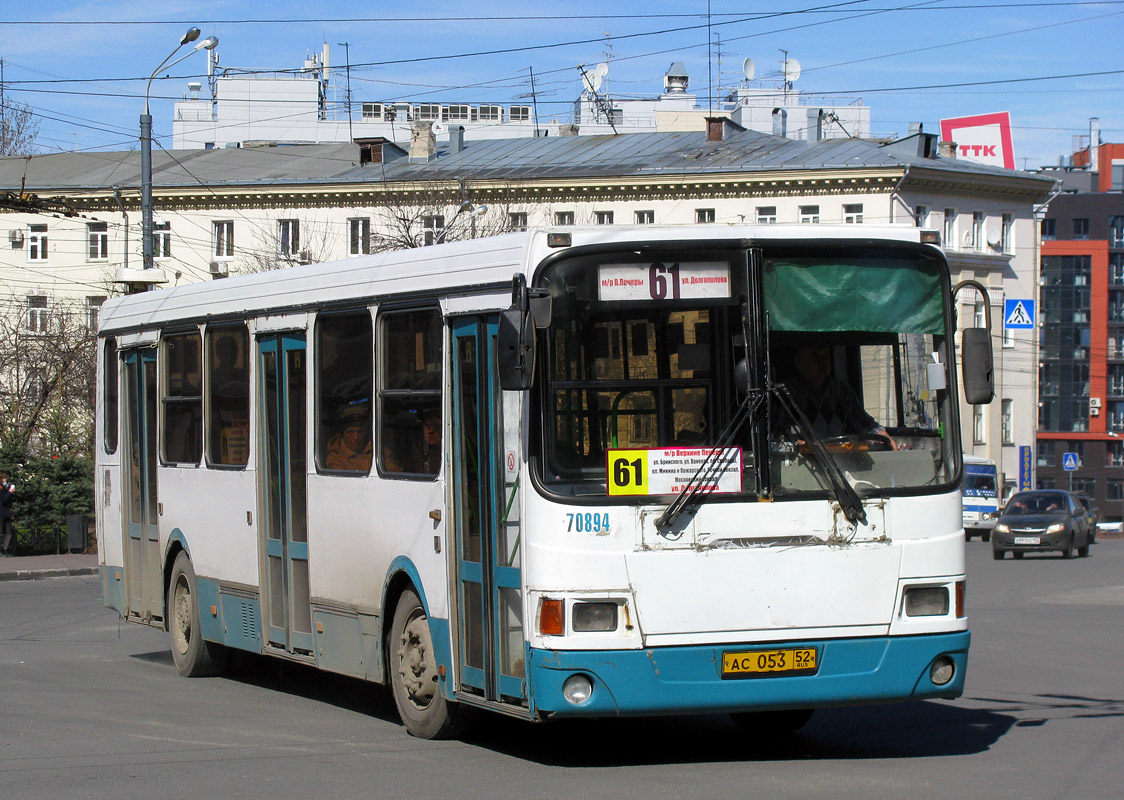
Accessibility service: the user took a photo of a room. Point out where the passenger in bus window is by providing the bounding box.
[326,404,372,471]
[782,345,895,447]
[383,409,441,475]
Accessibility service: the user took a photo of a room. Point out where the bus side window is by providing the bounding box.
[205,324,250,468]
[379,309,442,477]
[163,331,203,465]
[316,310,373,473]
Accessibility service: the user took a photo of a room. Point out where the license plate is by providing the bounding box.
[1014,536,1041,545]
[721,648,818,679]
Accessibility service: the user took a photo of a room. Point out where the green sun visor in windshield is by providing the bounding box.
[764,256,945,335]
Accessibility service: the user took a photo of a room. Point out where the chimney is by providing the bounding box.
[909,122,923,137]
[705,116,745,142]
[558,124,580,137]
[450,125,466,154]
[939,140,957,159]
[664,62,689,94]
[772,108,787,137]
[187,82,202,101]
[806,108,823,142]
[1090,117,1101,172]
[410,121,437,162]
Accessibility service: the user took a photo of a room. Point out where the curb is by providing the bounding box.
[0,567,99,582]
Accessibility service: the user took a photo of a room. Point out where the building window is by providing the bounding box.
[1001,398,1013,444]
[1071,477,1095,496]
[508,212,528,232]
[361,102,384,120]
[278,219,300,258]
[1036,476,1056,490]
[943,209,956,247]
[799,205,820,224]
[1001,213,1013,253]
[317,311,372,473]
[972,211,985,251]
[554,211,574,226]
[206,324,251,468]
[1037,441,1054,467]
[973,405,986,444]
[1108,441,1124,467]
[1108,479,1123,502]
[1110,216,1124,248]
[213,220,234,259]
[478,105,503,122]
[756,206,777,224]
[162,331,203,465]
[1040,218,1056,240]
[696,208,716,224]
[422,215,445,246]
[379,309,442,476]
[509,106,531,122]
[1073,218,1090,239]
[349,217,371,256]
[914,204,928,227]
[86,296,106,334]
[87,222,108,261]
[27,224,48,261]
[26,295,48,333]
[444,105,474,122]
[843,204,863,223]
[595,211,614,225]
[154,220,172,260]
[416,104,441,121]
[635,210,654,225]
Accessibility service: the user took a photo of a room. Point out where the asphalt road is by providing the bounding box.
[1,541,1121,800]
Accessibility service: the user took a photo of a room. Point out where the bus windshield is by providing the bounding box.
[537,243,957,500]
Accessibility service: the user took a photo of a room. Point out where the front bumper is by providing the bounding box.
[993,529,1069,552]
[526,631,970,718]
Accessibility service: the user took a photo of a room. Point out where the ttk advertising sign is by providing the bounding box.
[939,112,1015,170]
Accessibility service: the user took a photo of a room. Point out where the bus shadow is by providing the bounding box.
[464,701,1018,766]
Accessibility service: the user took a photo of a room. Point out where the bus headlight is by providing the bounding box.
[904,587,950,617]
[562,674,594,705]
[572,602,618,632]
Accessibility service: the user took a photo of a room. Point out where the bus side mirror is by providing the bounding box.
[498,309,535,390]
[961,327,994,405]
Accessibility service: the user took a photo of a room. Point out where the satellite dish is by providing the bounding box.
[987,226,1002,247]
[742,57,755,81]
[431,121,446,136]
[582,69,603,93]
[782,58,801,83]
[595,62,609,78]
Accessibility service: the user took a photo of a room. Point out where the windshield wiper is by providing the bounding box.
[655,389,767,534]
[771,383,868,527]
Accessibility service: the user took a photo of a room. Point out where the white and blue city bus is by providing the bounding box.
[962,455,1000,541]
[96,225,989,738]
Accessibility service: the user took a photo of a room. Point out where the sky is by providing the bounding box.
[0,0,1122,170]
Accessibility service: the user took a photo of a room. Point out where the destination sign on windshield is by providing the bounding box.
[598,261,731,301]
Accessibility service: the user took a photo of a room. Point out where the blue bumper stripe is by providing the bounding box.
[527,631,970,717]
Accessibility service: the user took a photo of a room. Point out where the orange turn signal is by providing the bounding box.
[539,598,564,636]
[955,581,966,618]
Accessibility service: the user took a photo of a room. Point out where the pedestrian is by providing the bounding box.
[0,471,15,556]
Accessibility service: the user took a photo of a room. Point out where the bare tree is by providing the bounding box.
[238,217,337,274]
[1,99,40,156]
[367,183,526,254]
[0,294,97,457]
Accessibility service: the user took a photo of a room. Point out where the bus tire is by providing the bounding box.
[388,588,468,739]
[730,708,814,735]
[168,551,228,677]
[981,531,991,543]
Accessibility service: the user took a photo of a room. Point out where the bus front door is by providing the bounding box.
[123,348,161,622]
[451,316,526,706]
[258,333,313,655]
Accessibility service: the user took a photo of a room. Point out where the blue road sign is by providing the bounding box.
[1004,299,1035,330]
[1062,452,1080,471]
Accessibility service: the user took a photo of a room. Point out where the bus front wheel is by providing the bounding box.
[388,588,468,739]
[168,551,228,677]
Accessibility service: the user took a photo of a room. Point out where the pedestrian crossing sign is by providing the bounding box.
[1004,299,1034,329]
[1062,452,1079,471]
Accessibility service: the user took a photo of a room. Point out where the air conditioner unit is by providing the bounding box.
[209,260,229,277]
[1090,407,1100,416]
[9,230,25,248]
[1090,397,1103,409]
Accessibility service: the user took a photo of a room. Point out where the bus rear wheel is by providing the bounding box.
[168,551,228,677]
[730,708,814,736]
[388,588,468,739]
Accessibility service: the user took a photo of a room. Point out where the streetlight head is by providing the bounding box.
[196,36,219,51]
[181,27,201,45]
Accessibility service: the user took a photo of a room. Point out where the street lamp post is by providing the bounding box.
[118,27,218,290]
